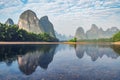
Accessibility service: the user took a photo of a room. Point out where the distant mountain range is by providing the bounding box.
[55,31,73,41]
[4,10,73,41]
[75,24,119,40]
[4,10,56,38]
[3,10,119,41]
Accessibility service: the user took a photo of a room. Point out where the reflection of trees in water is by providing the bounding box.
[0,45,40,61]
[75,44,120,61]
[0,44,57,75]
[111,45,120,54]
[0,45,40,66]
[1,44,120,75]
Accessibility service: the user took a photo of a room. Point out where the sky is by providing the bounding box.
[0,0,120,36]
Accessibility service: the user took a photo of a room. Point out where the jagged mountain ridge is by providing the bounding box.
[5,18,14,26]
[18,10,56,38]
[39,16,56,38]
[75,24,119,40]
[18,10,41,34]
[55,31,73,41]
[75,27,86,40]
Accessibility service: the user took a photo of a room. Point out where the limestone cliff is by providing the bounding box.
[75,24,119,40]
[18,10,56,38]
[18,10,41,34]
[5,18,14,26]
[86,24,99,39]
[39,16,56,37]
[75,27,86,40]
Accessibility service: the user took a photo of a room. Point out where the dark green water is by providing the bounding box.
[0,44,120,80]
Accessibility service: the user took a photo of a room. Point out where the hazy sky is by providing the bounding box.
[0,0,120,36]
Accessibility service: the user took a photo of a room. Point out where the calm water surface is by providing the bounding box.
[0,44,120,80]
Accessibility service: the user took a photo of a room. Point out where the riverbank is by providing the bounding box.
[112,42,120,45]
[63,42,110,44]
[0,41,114,45]
[0,42,82,45]
[0,42,60,45]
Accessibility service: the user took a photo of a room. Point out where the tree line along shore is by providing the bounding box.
[0,22,120,43]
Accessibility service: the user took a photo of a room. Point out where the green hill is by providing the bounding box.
[0,23,58,42]
[112,31,120,42]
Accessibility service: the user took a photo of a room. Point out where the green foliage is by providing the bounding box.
[69,37,77,42]
[78,38,112,42]
[97,38,112,42]
[112,31,120,42]
[0,23,58,42]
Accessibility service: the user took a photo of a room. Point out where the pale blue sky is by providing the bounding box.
[0,0,120,36]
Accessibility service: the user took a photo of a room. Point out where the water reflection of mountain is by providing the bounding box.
[0,44,57,75]
[18,44,57,75]
[75,44,120,61]
[0,45,40,66]
[0,45,41,60]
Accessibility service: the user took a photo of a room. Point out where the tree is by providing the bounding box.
[69,37,77,42]
[112,31,120,42]
[0,23,58,42]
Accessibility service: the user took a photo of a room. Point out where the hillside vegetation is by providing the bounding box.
[112,31,120,42]
[0,23,58,42]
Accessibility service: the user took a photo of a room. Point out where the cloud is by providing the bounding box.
[0,0,120,35]
[0,0,23,8]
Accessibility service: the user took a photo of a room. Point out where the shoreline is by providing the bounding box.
[0,41,118,45]
[112,42,120,45]
[0,42,81,45]
[0,42,61,45]
[0,41,119,45]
